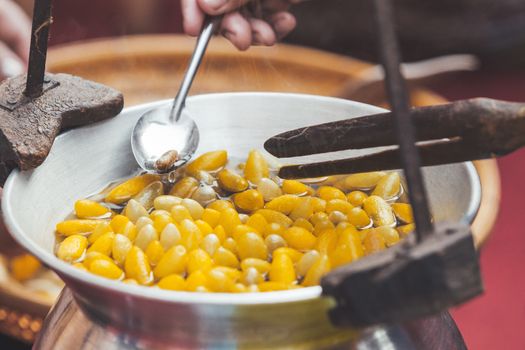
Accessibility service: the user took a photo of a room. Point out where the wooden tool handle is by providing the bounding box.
[322,222,483,327]
[0,73,123,184]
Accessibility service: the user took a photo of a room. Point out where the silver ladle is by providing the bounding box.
[131,18,220,173]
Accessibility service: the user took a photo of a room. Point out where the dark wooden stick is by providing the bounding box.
[277,141,478,179]
[25,0,52,98]
[373,0,433,240]
[316,0,484,328]
[265,98,525,158]
[266,98,525,178]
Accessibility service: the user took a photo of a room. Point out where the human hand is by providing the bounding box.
[181,0,302,51]
[0,0,31,79]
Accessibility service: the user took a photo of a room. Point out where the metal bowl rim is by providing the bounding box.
[2,92,481,306]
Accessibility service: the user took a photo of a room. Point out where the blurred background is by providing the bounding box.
[2,0,525,348]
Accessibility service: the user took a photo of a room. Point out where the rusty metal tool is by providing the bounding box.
[266,0,484,327]
[264,97,525,179]
[0,0,123,183]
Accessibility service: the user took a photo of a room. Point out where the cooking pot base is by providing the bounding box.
[34,288,466,350]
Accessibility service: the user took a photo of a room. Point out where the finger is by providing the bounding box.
[249,18,276,46]
[0,0,31,62]
[221,11,252,51]
[197,0,251,16]
[269,11,296,40]
[181,0,206,36]
[0,42,25,80]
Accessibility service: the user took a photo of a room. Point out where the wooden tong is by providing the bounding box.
[267,0,484,328]
[264,98,525,179]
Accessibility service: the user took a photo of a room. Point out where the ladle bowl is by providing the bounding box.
[2,93,480,348]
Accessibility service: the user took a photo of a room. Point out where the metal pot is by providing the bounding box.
[2,93,480,349]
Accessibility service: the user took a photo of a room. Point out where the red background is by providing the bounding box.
[433,72,525,350]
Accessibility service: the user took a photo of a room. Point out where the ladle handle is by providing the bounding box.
[170,17,220,122]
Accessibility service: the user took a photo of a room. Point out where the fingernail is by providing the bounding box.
[0,57,24,78]
[202,0,228,10]
[272,13,295,39]
[272,15,288,32]
[252,32,270,46]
